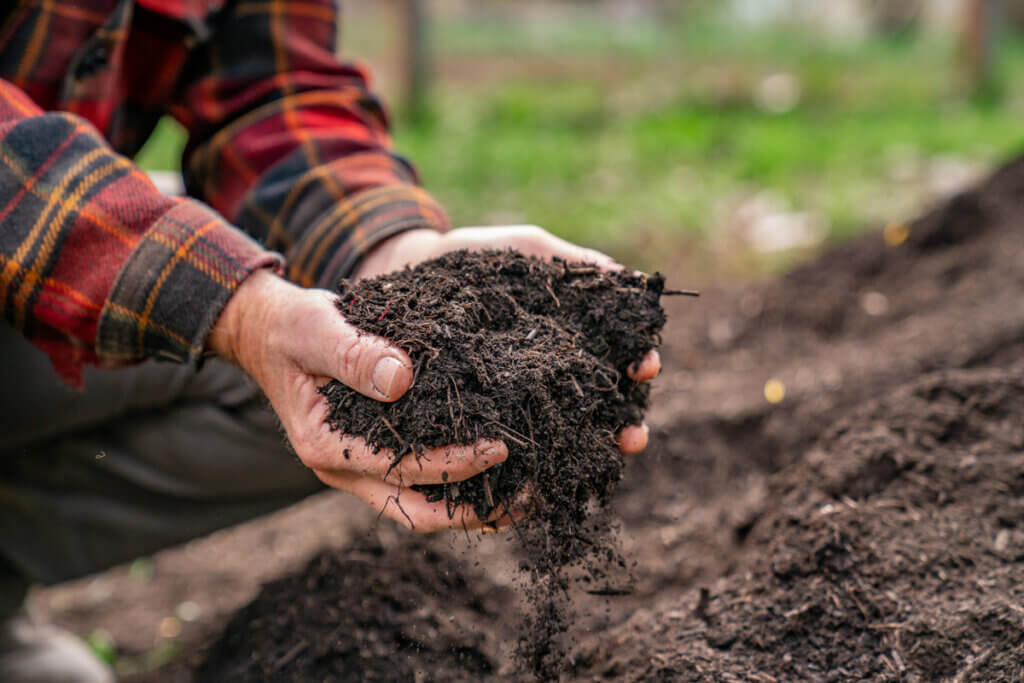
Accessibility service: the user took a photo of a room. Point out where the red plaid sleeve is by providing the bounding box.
[0,79,282,387]
[170,0,451,290]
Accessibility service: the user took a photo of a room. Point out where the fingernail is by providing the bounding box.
[371,356,404,399]
[637,424,651,451]
[478,444,506,466]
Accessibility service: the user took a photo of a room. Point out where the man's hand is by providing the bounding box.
[209,269,512,532]
[210,225,659,533]
[354,225,661,454]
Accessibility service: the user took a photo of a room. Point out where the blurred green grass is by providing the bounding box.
[135,16,1024,271]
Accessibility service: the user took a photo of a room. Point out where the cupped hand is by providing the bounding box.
[209,269,515,532]
[354,225,662,455]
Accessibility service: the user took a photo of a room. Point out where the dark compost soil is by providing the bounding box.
[193,541,511,682]
[318,251,675,670]
[319,250,668,532]
[185,154,1024,682]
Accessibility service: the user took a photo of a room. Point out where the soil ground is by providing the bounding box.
[32,155,1024,681]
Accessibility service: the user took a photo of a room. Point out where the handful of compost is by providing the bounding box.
[320,249,673,539]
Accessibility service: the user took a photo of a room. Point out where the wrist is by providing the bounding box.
[352,229,443,281]
[208,268,281,365]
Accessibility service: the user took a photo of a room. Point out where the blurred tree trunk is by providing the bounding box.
[398,0,431,123]
[1003,0,1024,29]
[961,0,1004,99]
[870,0,922,35]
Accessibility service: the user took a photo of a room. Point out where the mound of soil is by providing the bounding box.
[570,155,1024,680]
[579,365,1024,681]
[193,542,511,682]
[190,156,1024,682]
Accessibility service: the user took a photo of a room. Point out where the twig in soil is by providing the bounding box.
[867,622,907,631]
[379,493,415,530]
[450,375,464,429]
[664,288,701,297]
[889,648,906,674]
[953,646,995,683]
[487,420,538,447]
[846,582,869,620]
[377,299,392,321]
[520,404,536,446]
[380,417,405,449]
[544,281,560,308]
[446,380,457,441]
[493,429,530,448]
[380,418,410,479]
[273,641,308,671]
[482,472,495,509]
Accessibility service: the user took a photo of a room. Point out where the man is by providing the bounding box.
[0,2,659,680]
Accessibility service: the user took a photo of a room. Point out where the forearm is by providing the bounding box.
[172,0,450,290]
[228,153,451,289]
[0,79,281,386]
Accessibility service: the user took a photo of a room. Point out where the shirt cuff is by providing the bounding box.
[284,184,451,290]
[95,199,283,365]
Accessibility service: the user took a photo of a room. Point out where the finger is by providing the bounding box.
[292,291,413,402]
[340,437,508,486]
[317,470,502,533]
[617,423,650,455]
[627,350,661,382]
[488,483,534,530]
[535,232,621,271]
[481,508,521,532]
[447,226,621,271]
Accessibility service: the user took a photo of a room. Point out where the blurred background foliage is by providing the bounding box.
[137,0,1024,277]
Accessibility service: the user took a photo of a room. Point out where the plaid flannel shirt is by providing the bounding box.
[0,0,450,387]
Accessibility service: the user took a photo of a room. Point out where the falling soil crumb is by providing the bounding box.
[318,250,673,673]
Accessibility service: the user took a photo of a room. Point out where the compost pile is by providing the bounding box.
[577,365,1024,681]
[570,155,1024,681]
[194,542,510,682]
[182,155,1024,682]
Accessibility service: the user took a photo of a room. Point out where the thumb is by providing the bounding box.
[295,290,414,402]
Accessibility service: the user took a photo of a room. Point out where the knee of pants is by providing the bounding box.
[0,352,325,585]
[0,321,249,454]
